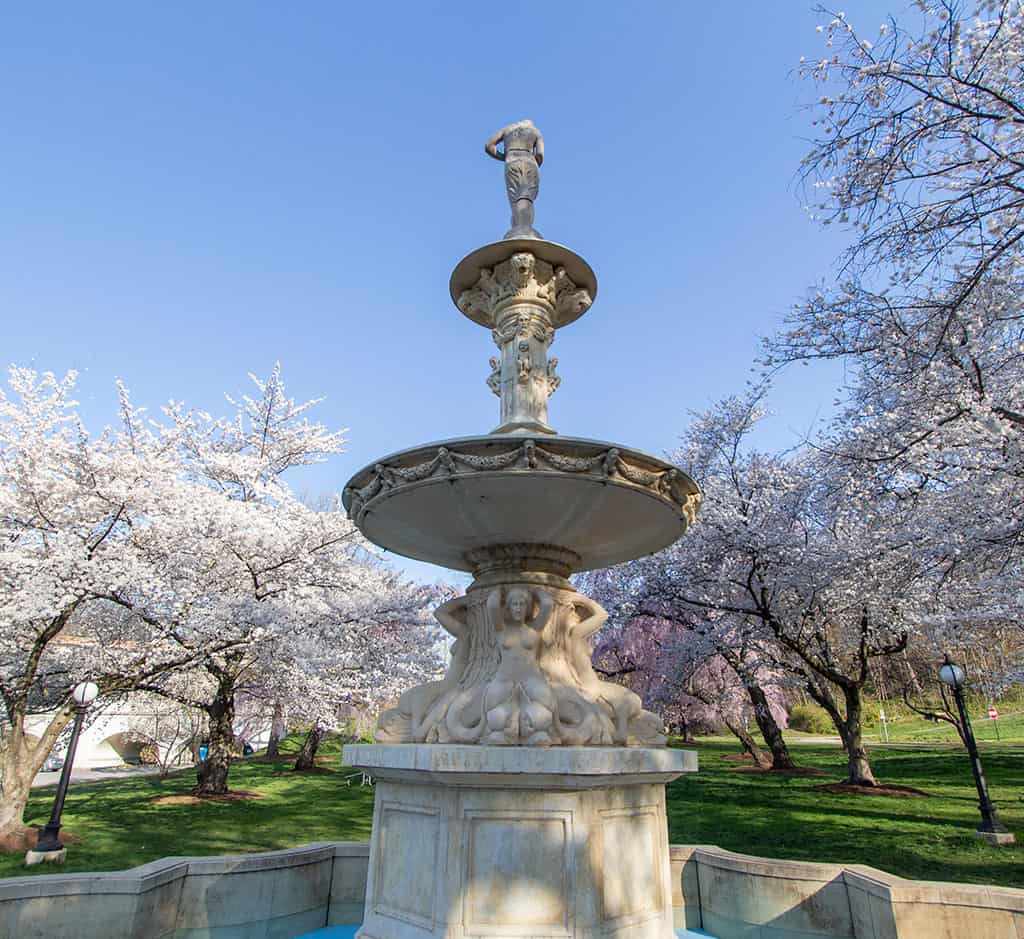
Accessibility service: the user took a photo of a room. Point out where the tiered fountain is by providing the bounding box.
[342,120,702,939]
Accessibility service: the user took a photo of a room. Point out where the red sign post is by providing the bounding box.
[988,706,1000,740]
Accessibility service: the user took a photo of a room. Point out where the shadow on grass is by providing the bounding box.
[670,742,1024,887]
[1,759,376,880]
[4,742,1021,888]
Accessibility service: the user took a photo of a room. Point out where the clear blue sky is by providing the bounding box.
[3,2,895,581]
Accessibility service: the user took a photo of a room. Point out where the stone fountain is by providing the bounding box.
[342,120,702,939]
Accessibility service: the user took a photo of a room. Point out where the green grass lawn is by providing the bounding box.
[3,740,1022,888]
[860,708,1024,744]
[787,693,1024,745]
[669,739,1023,887]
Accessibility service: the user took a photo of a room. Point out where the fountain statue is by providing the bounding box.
[484,118,544,240]
[342,122,702,939]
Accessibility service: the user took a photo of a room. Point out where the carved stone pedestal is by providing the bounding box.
[343,744,697,939]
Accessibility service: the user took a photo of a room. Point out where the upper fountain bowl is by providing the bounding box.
[342,434,701,574]
[450,239,597,329]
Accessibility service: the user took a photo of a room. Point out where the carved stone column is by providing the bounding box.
[457,251,592,435]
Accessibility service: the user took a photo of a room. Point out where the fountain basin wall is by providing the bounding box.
[0,841,367,939]
[1,841,1022,938]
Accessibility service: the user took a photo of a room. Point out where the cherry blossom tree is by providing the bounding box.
[112,367,443,796]
[596,389,933,785]
[767,1,1024,692]
[590,604,788,767]
[584,566,795,769]
[0,368,240,844]
[274,576,444,771]
[667,650,787,770]
[1,363,443,844]
[795,2,1024,301]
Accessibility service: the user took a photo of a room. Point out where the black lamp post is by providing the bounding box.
[27,680,99,862]
[938,657,1016,846]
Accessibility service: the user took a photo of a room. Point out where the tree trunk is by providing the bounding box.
[0,708,75,844]
[193,676,236,796]
[803,677,847,744]
[0,754,35,845]
[266,699,286,759]
[722,717,771,770]
[842,686,877,786]
[803,676,877,784]
[747,683,797,770]
[293,724,325,772]
[677,714,694,744]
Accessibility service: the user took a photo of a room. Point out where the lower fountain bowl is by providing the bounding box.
[342,434,701,573]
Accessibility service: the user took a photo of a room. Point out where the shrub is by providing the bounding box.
[787,703,835,735]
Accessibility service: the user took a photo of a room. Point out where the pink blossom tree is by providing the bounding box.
[594,388,931,785]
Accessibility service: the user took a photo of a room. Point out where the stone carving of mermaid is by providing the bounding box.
[564,595,666,746]
[445,585,558,745]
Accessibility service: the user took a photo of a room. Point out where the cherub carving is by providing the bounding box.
[602,448,620,479]
[553,265,592,319]
[516,340,532,384]
[457,267,497,320]
[657,468,679,499]
[546,357,561,395]
[486,357,502,397]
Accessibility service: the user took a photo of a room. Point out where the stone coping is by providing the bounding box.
[1,840,1022,938]
[669,845,1024,908]
[0,842,352,900]
[843,864,1024,911]
[684,845,848,883]
[668,845,1024,939]
[342,743,698,785]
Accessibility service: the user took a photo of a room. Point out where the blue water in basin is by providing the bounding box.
[298,929,715,938]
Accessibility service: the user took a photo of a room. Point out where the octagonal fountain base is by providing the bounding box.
[342,744,698,939]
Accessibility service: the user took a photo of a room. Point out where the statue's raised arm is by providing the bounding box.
[484,125,510,161]
[434,595,471,640]
[484,119,544,240]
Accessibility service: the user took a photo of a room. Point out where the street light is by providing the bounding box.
[938,657,1016,846]
[25,680,100,866]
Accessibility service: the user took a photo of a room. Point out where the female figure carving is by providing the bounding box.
[565,595,665,745]
[485,119,544,239]
[482,585,558,745]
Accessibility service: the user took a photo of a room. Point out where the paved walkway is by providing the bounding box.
[32,763,167,788]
